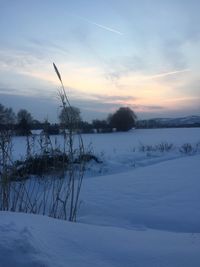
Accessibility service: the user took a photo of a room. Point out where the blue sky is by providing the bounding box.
[0,0,200,122]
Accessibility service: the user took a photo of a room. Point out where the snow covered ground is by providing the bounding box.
[12,127,200,177]
[1,128,200,266]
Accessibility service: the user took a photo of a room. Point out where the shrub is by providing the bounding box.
[179,143,194,154]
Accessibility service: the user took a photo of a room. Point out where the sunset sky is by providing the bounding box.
[0,0,199,121]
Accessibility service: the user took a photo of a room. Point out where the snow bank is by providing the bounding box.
[0,154,200,266]
[0,212,200,267]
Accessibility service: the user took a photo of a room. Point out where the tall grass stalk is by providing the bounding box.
[53,62,85,221]
[0,64,85,222]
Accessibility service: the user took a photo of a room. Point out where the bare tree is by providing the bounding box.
[17,109,33,124]
[0,104,16,125]
[59,106,81,129]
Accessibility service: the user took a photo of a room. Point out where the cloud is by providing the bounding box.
[0,86,17,94]
[0,48,45,72]
[0,84,56,100]
[69,92,165,118]
[130,104,164,112]
[161,39,188,69]
[0,48,60,90]
[176,79,200,97]
[28,38,70,57]
[61,86,138,104]
[1,86,199,122]
[104,55,148,85]
[0,93,59,122]
[85,94,138,103]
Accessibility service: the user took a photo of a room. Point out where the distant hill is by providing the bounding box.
[137,115,200,128]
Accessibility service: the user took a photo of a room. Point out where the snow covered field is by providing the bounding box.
[12,127,200,177]
[1,128,200,266]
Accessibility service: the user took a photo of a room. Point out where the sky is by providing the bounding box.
[0,0,200,122]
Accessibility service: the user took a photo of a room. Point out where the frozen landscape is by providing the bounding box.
[1,0,200,266]
[0,127,200,266]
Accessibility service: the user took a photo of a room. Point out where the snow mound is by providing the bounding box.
[0,212,200,267]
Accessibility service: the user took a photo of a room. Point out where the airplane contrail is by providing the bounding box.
[145,69,190,80]
[88,21,124,35]
[76,16,123,35]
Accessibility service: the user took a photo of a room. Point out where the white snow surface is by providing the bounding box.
[1,128,200,266]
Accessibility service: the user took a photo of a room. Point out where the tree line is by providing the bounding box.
[0,103,137,135]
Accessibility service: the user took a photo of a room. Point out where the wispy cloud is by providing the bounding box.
[76,16,123,35]
[132,104,165,111]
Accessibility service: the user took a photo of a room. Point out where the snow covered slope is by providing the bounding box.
[80,155,200,232]
[1,154,200,267]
